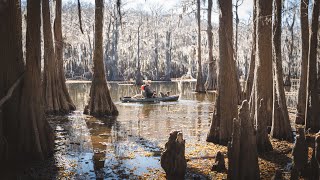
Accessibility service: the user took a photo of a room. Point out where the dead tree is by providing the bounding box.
[228,100,260,180]
[207,0,239,145]
[271,0,293,141]
[161,131,186,180]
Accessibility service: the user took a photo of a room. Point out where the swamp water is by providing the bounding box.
[50,81,216,179]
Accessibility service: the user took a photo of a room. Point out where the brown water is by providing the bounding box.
[56,81,215,179]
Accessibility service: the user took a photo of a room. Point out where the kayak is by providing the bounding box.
[120,95,179,103]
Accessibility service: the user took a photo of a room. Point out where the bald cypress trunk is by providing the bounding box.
[207,0,238,145]
[43,0,76,114]
[18,0,54,160]
[205,0,217,91]
[135,22,143,86]
[0,0,25,162]
[164,31,172,81]
[227,100,260,180]
[195,0,205,93]
[84,0,119,117]
[305,0,320,132]
[271,0,293,141]
[296,0,309,124]
[249,0,273,152]
[245,0,256,100]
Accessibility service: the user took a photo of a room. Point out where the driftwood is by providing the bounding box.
[161,131,187,180]
[228,100,260,180]
[292,128,308,171]
[211,151,226,172]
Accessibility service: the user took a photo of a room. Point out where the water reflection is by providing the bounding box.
[67,81,215,178]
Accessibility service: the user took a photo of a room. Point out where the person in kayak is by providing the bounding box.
[141,82,155,98]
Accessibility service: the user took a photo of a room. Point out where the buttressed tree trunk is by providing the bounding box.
[0,0,25,162]
[205,0,217,91]
[195,0,205,93]
[245,0,256,100]
[18,0,54,160]
[249,0,273,152]
[305,0,320,132]
[207,0,238,145]
[43,0,76,114]
[296,0,309,124]
[271,0,293,141]
[227,100,260,180]
[84,0,119,117]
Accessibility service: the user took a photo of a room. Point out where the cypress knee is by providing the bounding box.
[161,131,187,179]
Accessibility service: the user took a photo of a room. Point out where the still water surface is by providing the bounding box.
[62,81,215,179]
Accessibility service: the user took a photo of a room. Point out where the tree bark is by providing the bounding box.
[245,0,256,100]
[292,128,308,172]
[305,0,320,132]
[227,100,260,180]
[271,0,293,141]
[195,0,205,92]
[135,22,143,85]
[206,0,238,145]
[18,0,54,160]
[43,0,76,114]
[0,0,25,162]
[104,16,112,80]
[84,0,119,117]
[164,31,172,81]
[205,0,217,91]
[154,33,159,81]
[109,9,121,81]
[55,0,76,111]
[249,0,273,153]
[296,0,309,124]
[161,131,186,179]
